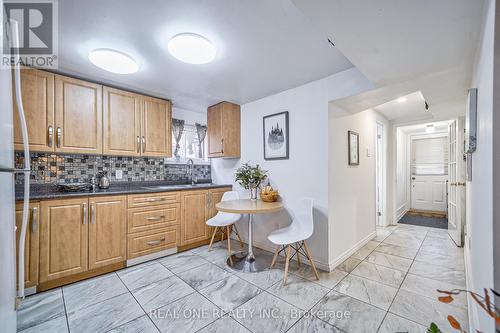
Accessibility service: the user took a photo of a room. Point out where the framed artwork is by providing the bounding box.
[348,130,359,165]
[263,111,289,160]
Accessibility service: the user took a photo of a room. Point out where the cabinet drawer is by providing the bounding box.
[127,192,180,208]
[127,227,177,259]
[128,204,179,234]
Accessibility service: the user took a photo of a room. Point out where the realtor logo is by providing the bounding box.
[2,0,58,68]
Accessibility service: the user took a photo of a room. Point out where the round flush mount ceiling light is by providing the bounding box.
[168,33,216,64]
[88,49,139,74]
[397,97,408,103]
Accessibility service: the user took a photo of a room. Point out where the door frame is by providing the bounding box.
[375,121,386,226]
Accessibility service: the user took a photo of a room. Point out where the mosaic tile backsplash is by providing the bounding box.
[14,152,211,185]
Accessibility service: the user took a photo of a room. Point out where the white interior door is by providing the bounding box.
[411,175,448,212]
[448,119,465,246]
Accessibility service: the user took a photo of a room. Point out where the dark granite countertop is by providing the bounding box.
[16,181,232,201]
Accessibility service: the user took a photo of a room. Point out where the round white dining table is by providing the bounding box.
[216,199,283,272]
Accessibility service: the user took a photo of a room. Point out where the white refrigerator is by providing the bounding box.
[0,4,31,332]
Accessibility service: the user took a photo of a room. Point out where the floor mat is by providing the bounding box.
[398,213,448,229]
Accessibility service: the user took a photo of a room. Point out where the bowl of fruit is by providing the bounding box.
[260,185,279,202]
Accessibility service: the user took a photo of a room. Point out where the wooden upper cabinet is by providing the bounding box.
[103,87,141,156]
[54,75,102,154]
[39,198,89,283]
[15,202,40,288]
[88,196,127,270]
[141,96,172,157]
[207,101,240,158]
[14,68,55,152]
[180,190,210,245]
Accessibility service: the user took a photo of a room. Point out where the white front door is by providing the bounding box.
[448,118,466,246]
[411,175,448,212]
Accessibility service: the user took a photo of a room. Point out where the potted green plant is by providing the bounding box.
[235,163,268,200]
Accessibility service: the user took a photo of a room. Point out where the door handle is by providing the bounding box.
[90,203,95,224]
[56,127,62,148]
[456,182,466,187]
[221,138,224,153]
[136,136,140,153]
[82,203,87,225]
[48,125,53,147]
[31,207,38,233]
[142,136,146,153]
[411,177,416,180]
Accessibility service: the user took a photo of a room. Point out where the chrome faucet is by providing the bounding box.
[187,159,195,185]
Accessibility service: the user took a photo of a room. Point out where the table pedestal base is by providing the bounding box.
[226,252,273,273]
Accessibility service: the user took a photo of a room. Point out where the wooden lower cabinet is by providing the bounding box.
[180,188,231,246]
[180,190,210,246]
[39,198,88,283]
[88,196,127,270]
[15,202,40,288]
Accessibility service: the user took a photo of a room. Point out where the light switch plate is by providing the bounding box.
[116,169,123,179]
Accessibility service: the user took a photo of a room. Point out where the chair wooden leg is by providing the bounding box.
[296,242,301,267]
[227,226,233,265]
[233,224,244,248]
[270,245,280,268]
[283,245,291,285]
[208,227,218,251]
[303,240,320,280]
[220,227,224,242]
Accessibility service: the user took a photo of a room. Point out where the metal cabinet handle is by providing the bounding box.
[221,138,224,154]
[56,127,62,148]
[91,203,95,224]
[136,136,140,153]
[142,136,146,153]
[146,237,165,246]
[146,198,165,202]
[31,207,38,233]
[48,125,53,147]
[146,216,165,221]
[82,203,87,225]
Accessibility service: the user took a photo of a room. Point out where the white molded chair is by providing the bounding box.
[268,198,319,284]
[206,191,244,258]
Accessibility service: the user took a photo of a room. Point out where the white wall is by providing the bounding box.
[172,106,206,125]
[328,109,389,266]
[466,0,495,331]
[211,67,373,269]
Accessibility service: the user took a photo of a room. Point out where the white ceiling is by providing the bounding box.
[373,91,428,122]
[400,120,451,134]
[57,0,353,112]
[293,0,485,119]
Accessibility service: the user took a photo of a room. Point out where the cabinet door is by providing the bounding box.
[221,102,241,158]
[40,198,88,282]
[14,69,54,152]
[180,190,210,245]
[103,87,141,156]
[54,75,102,154]
[141,96,171,157]
[15,203,40,288]
[89,196,127,270]
[207,103,223,156]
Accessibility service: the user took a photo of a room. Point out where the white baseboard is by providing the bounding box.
[464,236,479,333]
[327,230,377,271]
[126,247,178,267]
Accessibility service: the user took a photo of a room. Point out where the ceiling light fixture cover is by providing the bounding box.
[88,49,139,74]
[397,97,408,103]
[168,33,216,64]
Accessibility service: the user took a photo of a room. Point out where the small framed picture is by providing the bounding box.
[348,130,359,165]
[263,111,289,160]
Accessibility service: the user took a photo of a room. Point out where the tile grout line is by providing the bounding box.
[60,288,71,333]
